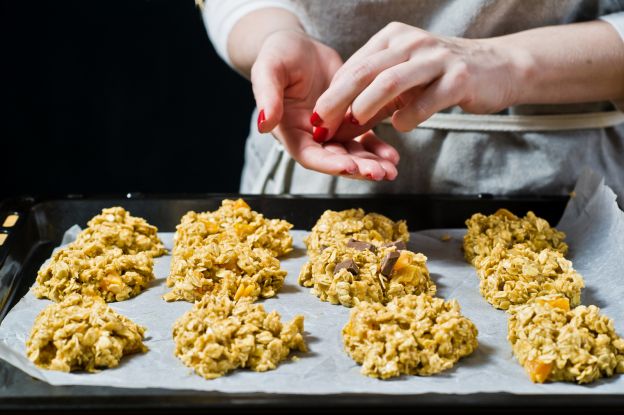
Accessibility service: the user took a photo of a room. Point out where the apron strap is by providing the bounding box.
[382,110,624,132]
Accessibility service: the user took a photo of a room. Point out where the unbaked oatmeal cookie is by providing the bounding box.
[172,294,306,379]
[174,199,293,257]
[75,207,166,257]
[164,239,286,303]
[463,209,567,265]
[342,294,478,379]
[305,209,408,259]
[475,244,584,310]
[299,241,434,307]
[508,294,624,384]
[26,294,147,372]
[35,241,155,302]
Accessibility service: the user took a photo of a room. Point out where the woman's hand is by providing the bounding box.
[251,30,399,181]
[312,22,519,138]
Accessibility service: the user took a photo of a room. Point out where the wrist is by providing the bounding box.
[481,36,537,108]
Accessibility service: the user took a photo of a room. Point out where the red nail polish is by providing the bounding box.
[365,173,374,180]
[310,112,323,127]
[348,113,359,125]
[257,109,266,132]
[313,127,329,143]
[339,170,350,175]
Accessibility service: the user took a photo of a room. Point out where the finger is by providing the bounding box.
[332,22,407,81]
[250,55,286,133]
[313,48,408,139]
[351,55,444,125]
[356,131,400,165]
[344,141,387,181]
[391,68,467,132]
[280,131,358,175]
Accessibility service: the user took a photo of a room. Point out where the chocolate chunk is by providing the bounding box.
[382,240,407,251]
[334,259,359,276]
[347,239,376,252]
[380,251,400,276]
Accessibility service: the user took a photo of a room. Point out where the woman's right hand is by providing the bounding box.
[251,30,399,181]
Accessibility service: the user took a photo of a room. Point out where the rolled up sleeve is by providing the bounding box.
[601,11,624,40]
[202,0,301,65]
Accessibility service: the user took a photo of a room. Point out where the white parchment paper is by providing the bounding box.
[1,170,623,394]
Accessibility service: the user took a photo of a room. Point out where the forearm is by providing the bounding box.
[490,20,624,106]
[227,8,303,77]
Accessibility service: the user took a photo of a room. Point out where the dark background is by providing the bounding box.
[1,0,255,198]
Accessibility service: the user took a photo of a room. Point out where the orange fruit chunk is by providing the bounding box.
[233,199,250,210]
[392,251,412,272]
[537,297,570,311]
[526,359,553,383]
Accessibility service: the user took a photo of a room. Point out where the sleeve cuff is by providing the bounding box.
[202,0,302,66]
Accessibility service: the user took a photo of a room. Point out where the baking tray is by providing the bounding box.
[2,193,621,412]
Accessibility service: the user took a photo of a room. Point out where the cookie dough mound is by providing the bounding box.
[343,294,478,379]
[305,209,408,259]
[475,244,584,310]
[299,244,435,307]
[174,199,293,257]
[75,207,167,257]
[27,294,147,372]
[35,242,155,302]
[172,294,306,379]
[164,240,286,303]
[463,208,567,265]
[508,295,624,384]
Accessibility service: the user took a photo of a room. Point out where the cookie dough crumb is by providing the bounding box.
[508,294,624,384]
[75,207,167,257]
[463,209,567,265]
[343,294,478,379]
[299,244,435,307]
[26,294,147,372]
[164,240,285,303]
[475,244,584,310]
[35,242,155,302]
[440,234,452,242]
[172,294,306,379]
[305,209,408,259]
[174,199,293,257]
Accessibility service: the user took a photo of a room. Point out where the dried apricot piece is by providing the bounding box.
[526,359,553,383]
[233,199,250,210]
[392,251,412,272]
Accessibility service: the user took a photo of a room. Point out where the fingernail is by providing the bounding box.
[347,113,359,125]
[257,109,266,132]
[313,127,329,143]
[365,173,374,180]
[310,112,323,127]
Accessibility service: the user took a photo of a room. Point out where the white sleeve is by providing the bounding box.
[600,12,624,41]
[202,0,302,65]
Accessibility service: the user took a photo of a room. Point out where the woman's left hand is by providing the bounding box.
[311,22,521,138]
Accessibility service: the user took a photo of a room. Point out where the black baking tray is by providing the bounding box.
[1,193,621,413]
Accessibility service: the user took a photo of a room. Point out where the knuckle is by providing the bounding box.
[376,72,402,95]
[391,116,413,133]
[348,63,374,89]
[385,21,405,33]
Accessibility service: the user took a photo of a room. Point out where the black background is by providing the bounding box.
[1,0,255,198]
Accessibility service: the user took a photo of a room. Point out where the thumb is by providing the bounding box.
[250,54,286,133]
